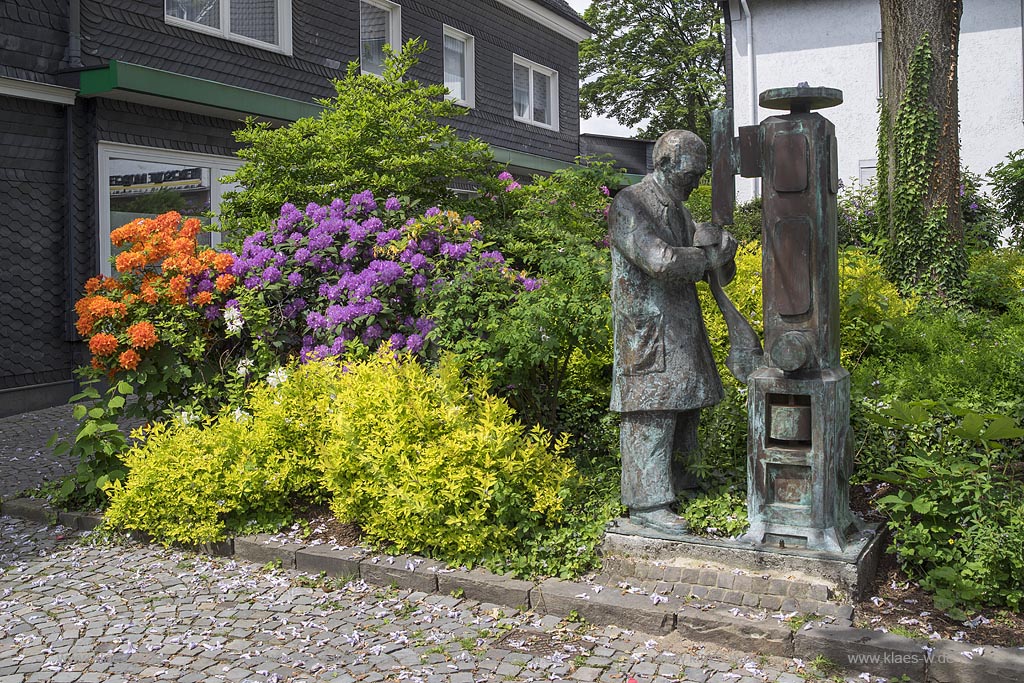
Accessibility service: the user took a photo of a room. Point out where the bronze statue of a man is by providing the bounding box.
[608,130,738,535]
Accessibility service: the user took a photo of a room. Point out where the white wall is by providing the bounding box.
[729,0,1024,201]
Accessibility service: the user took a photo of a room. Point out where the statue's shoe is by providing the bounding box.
[631,508,689,535]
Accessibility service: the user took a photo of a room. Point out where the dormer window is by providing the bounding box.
[360,0,402,76]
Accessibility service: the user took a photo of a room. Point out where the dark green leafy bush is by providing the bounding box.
[868,400,1024,616]
[988,148,1024,249]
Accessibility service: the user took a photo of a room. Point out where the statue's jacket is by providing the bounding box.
[608,176,724,413]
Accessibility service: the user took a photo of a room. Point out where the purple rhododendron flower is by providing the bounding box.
[409,253,428,269]
[600,185,611,196]
[308,232,332,250]
[415,317,436,335]
[262,266,282,284]
[520,277,542,291]
[479,251,504,264]
[411,273,427,288]
[294,247,311,264]
[204,305,221,320]
[325,304,345,325]
[306,311,329,330]
[498,171,513,181]
[388,333,406,350]
[289,231,304,242]
[363,216,383,232]
[272,233,286,245]
[376,228,402,245]
[405,334,425,354]
[505,181,521,192]
[440,241,473,261]
[385,196,401,211]
[244,276,261,289]
[463,215,476,224]
[287,272,304,287]
[282,298,306,319]
[424,206,441,217]
[362,323,383,343]
[340,243,358,260]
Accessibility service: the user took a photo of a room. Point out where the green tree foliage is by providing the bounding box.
[579,0,724,141]
[219,40,499,239]
[988,148,1024,249]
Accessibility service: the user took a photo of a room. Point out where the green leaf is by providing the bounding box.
[981,416,1024,441]
[118,381,133,395]
[76,422,98,441]
[107,396,126,410]
[72,405,87,420]
[88,408,105,419]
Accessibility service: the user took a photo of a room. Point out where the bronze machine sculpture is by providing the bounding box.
[610,85,865,556]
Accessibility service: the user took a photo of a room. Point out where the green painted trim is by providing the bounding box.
[77,61,321,121]
[74,62,613,180]
[490,146,574,175]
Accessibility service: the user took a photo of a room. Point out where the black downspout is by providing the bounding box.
[65,0,83,393]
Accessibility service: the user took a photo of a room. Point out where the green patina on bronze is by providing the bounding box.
[711,85,863,553]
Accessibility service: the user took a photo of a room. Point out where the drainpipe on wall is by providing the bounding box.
[66,0,82,68]
[738,0,760,198]
[1020,0,1023,125]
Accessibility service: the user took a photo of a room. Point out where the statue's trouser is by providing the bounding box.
[620,409,701,511]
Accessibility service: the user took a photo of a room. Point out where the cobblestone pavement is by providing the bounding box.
[0,407,832,683]
[0,405,80,500]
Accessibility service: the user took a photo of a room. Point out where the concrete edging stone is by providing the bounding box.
[3,496,1022,682]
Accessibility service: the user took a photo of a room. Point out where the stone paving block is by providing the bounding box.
[808,583,831,601]
[759,595,783,611]
[359,554,442,593]
[530,578,676,635]
[1,498,53,524]
[794,623,926,680]
[233,534,298,568]
[697,569,718,586]
[926,640,1024,683]
[767,578,790,596]
[675,605,794,657]
[716,573,735,590]
[294,545,366,578]
[437,568,534,609]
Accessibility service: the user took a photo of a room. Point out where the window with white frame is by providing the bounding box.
[360,0,401,76]
[443,25,475,107]
[165,0,292,53]
[512,55,558,130]
[98,143,242,277]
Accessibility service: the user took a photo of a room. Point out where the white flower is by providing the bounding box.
[266,368,288,387]
[231,407,250,422]
[174,410,200,426]
[224,307,244,334]
[236,358,254,376]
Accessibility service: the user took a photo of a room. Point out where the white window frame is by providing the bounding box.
[164,0,293,55]
[512,54,559,131]
[442,25,475,108]
[360,0,402,76]
[97,142,243,277]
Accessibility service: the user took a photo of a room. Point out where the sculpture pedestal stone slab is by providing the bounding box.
[602,519,885,601]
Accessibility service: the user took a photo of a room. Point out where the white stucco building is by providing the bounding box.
[724,0,1024,200]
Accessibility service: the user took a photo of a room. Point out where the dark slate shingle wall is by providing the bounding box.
[80,0,581,162]
[0,96,74,391]
[1,0,68,83]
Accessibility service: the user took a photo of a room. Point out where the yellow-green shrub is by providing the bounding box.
[697,245,914,372]
[320,353,576,567]
[104,362,339,545]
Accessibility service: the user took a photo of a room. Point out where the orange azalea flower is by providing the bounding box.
[213,252,235,272]
[140,283,160,305]
[215,274,236,292]
[126,321,159,349]
[180,217,202,240]
[91,357,106,371]
[118,349,141,371]
[84,276,105,294]
[193,291,213,306]
[76,317,93,336]
[88,333,119,356]
[115,250,147,273]
[168,275,187,305]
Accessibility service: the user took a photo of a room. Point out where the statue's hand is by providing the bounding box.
[705,231,738,270]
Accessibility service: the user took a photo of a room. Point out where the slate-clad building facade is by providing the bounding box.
[0,0,592,416]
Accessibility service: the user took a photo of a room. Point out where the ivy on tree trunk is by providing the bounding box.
[877,0,966,300]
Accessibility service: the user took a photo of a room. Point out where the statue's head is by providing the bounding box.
[652,130,707,200]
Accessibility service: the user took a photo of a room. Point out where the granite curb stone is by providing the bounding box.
[436,566,534,608]
[675,605,794,657]
[4,497,1023,683]
[530,578,676,634]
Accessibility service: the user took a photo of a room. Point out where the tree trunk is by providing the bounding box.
[878,0,965,298]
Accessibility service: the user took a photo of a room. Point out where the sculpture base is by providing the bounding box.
[603,519,885,601]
